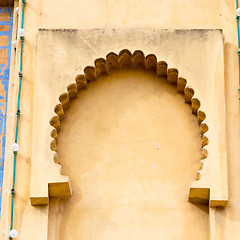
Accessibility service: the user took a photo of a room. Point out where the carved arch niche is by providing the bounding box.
[29,49,228,239]
[45,49,228,206]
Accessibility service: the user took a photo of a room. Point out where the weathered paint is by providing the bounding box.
[0,0,239,240]
[0,7,12,215]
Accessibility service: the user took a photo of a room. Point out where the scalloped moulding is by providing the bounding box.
[30,29,228,209]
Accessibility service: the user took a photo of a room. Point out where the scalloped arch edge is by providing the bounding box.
[34,49,216,206]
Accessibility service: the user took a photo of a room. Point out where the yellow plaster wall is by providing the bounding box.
[51,70,209,240]
[0,0,239,239]
[24,28,225,239]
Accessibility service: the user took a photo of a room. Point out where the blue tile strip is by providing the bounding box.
[0,7,13,214]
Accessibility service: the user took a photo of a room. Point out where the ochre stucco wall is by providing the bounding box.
[52,70,208,240]
[27,27,226,239]
[0,0,239,239]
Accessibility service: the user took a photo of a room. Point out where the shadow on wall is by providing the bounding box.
[47,50,209,240]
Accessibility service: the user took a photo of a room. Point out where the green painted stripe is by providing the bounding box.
[9,1,25,238]
[236,1,240,91]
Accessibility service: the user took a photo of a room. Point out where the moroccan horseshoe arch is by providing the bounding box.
[49,49,213,206]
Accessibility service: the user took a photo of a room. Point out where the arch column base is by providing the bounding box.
[189,183,228,208]
[30,177,72,206]
[188,187,210,205]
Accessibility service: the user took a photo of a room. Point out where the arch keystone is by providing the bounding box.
[132,50,145,69]
[119,49,133,68]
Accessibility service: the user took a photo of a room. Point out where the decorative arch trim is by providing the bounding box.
[46,49,219,207]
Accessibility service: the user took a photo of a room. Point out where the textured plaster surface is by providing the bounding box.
[0,7,12,215]
[51,70,209,240]
[0,0,239,239]
[33,28,226,203]
[26,29,225,239]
